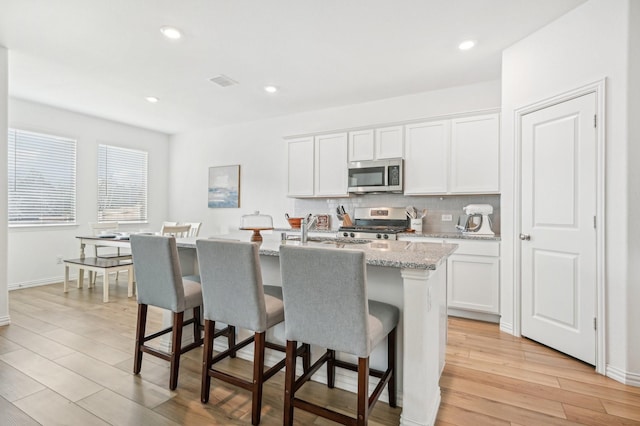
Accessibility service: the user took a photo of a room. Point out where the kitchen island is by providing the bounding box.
[176,233,457,426]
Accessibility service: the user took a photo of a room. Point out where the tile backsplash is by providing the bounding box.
[294,194,501,235]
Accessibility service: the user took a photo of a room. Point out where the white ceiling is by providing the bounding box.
[0,0,585,135]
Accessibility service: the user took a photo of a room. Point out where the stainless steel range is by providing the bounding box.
[338,207,409,240]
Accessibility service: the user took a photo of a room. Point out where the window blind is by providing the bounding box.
[97,144,148,222]
[8,128,77,226]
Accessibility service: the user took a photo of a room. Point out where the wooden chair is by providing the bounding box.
[196,239,310,425]
[129,234,234,390]
[161,224,191,237]
[279,245,398,426]
[182,222,202,237]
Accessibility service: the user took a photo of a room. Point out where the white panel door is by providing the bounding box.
[450,113,500,193]
[521,93,597,365]
[287,137,314,197]
[315,133,348,197]
[404,120,449,194]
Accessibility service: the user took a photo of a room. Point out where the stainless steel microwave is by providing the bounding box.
[347,158,403,194]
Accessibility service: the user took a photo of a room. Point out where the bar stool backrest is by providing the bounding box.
[130,234,186,312]
[280,245,371,357]
[196,239,269,332]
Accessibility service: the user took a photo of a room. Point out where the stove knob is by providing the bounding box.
[343,232,349,238]
[350,232,355,238]
[376,234,382,239]
[383,234,389,239]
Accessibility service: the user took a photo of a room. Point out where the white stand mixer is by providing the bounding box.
[456,204,494,236]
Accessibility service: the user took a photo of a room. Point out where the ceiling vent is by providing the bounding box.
[208,74,238,88]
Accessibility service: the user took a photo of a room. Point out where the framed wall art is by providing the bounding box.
[208,165,240,208]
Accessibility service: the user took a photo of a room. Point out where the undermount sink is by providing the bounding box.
[285,236,369,245]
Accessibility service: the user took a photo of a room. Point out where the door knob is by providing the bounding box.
[519,233,531,241]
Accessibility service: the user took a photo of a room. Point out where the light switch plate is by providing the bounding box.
[441,214,453,222]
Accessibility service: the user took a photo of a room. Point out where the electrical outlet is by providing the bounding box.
[441,214,453,222]
[56,255,63,264]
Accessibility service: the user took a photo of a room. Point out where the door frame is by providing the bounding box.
[512,79,606,374]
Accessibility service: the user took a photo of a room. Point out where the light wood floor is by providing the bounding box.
[0,280,638,425]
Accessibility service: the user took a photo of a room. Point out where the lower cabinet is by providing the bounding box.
[399,236,500,322]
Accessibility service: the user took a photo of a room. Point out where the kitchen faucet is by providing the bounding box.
[300,215,317,243]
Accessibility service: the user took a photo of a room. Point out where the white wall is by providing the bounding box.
[0,47,8,325]
[501,0,636,381]
[168,80,501,235]
[626,0,640,377]
[7,99,170,288]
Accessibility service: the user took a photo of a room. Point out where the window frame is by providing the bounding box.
[7,127,77,228]
[97,143,148,224]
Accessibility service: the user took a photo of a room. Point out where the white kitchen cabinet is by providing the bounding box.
[348,129,375,161]
[403,113,500,195]
[450,114,500,193]
[404,120,450,194]
[287,133,348,198]
[348,126,403,162]
[398,236,500,321]
[287,137,315,197]
[315,133,348,197]
[375,125,404,159]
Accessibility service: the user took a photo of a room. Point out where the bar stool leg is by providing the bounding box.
[252,332,266,425]
[64,265,70,293]
[201,319,215,403]
[169,311,184,390]
[357,357,370,426]
[388,327,397,407]
[327,349,336,388]
[283,340,298,426]
[134,304,148,374]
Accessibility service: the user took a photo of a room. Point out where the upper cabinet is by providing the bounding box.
[315,133,348,197]
[287,137,315,197]
[450,114,500,193]
[404,120,450,194]
[404,113,500,195]
[348,126,403,162]
[287,133,348,198]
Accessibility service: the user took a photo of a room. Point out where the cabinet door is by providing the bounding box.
[287,137,314,197]
[348,129,375,161]
[315,133,348,197]
[450,113,500,193]
[404,121,449,194]
[375,126,404,159]
[447,254,499,314]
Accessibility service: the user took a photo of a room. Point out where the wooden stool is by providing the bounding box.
[63,257,134,303]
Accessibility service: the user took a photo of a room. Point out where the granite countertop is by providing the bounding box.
[276,227,501,241]
[177,233,457,270]
[398,231,501,241]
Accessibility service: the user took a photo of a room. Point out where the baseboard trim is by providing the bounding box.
[607,364,640,387]
[499,321,514,335]
[8,276,65,291]
[0,315,11,326]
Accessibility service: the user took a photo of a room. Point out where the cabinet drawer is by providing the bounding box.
[444,239,499,257]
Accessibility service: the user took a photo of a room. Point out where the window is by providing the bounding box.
[8,128,77,226]
[98,144,148,222]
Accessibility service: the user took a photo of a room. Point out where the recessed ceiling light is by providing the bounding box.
[458,40,476,51]
[145,96,159,103]
[264,86,278,93]
[160,26,182,40]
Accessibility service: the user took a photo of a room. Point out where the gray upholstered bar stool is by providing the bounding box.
[129,234,233,390]
[196,239,310,425]
[279,245,398,426]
